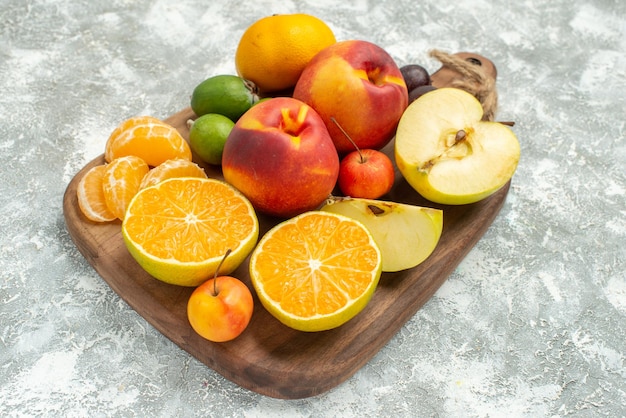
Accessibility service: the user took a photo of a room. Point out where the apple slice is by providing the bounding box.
[320,197,443,272]
[395,87,520,205]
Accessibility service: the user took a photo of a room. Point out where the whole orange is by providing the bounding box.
[235,14,336,93]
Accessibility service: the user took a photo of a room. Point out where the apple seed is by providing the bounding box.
[367,204,386,216]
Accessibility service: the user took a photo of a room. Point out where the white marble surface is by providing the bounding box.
[1,0,625,416]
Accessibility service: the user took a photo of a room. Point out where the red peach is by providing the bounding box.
[293,40,408,154]
[222,97,339,218]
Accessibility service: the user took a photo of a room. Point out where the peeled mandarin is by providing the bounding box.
[76,164,117,223]
[102,155,149,220]
[104,116,191,167]
[140,159,207,189]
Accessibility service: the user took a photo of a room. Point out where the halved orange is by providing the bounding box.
[76,164,117,223]
[140,159,207,189]
[102,155,149,220]
[122,177,259,287]
[104,116,192,167]
[249,211,382,332]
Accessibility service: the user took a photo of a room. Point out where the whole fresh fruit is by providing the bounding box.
[395,87,520,205]
[338,149,395,199]
[321,197,443,272]
[332,116,395,199]
[249,211,382,331]
[190,75,259,121]
[222,97,340,218]
[293,40,408,154]
[400,64,431,91]
[187,250,254,343]
[235,13,336,93]
[188,114,235,165]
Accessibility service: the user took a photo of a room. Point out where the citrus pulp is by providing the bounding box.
[249,211,382,332]
[122,178,259,287]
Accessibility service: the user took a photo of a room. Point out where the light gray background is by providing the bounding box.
[1,0,624,416]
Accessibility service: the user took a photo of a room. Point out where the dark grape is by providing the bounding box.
[408,85,437,104]
[400,64,431,92]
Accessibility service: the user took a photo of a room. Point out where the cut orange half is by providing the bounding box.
[122,177,259,287]
[105,116,192,167]
[249,211,382,332]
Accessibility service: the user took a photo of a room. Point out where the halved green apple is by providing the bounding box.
[320,196,443,272]
[395,87,520,205]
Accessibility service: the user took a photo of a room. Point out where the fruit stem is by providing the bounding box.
[213,248,232,295]
[324,195,351,205]
[243,79,260,103]
[330,116,364,162]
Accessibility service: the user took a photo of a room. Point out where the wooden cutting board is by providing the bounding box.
[63,54,512,399]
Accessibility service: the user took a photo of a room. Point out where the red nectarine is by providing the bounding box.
[222,97,340,218]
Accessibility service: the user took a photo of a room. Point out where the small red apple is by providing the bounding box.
[338,149,395,199]
[332,116,394,199]
[187,250,253,342]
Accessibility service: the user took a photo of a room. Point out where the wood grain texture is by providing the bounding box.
[62,57,512,399]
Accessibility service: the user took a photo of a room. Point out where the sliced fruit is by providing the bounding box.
[249,211,382,332]
[76,164,117,223]
[395,87,520,205]
[321,197,443,272]
[104,116,192,167]
[122,178,259,287]
[140,158,207,189]
[102,155,149,220]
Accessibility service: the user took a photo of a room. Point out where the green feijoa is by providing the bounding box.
[190,75,259,121]
[188,114,235,166]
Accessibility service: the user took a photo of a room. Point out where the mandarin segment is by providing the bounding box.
[122,178,259,287]
[105,116,192,167]
[102,155,149,221]
[140,159,207,189]
[249,211,382,332]
[76,164,117,223]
